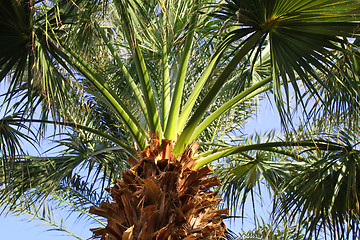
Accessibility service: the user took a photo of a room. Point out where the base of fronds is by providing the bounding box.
[90,139,228,239]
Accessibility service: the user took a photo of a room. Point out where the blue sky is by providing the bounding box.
[0,213,82,239]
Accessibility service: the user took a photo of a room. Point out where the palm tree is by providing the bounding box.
[0,0,360,239]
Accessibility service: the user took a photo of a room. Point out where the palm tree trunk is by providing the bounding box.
[90,139,228,239]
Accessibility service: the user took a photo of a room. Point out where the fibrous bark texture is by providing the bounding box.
[90,139,228,239]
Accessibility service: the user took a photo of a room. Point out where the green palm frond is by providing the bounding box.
[213,0,360,125]
[0,0,73,121]
[0,112,38,160]
[214,132,295,216]
[277,130,360,239]
[300,40,360,129]
[216,153,292,216]
[0,129,129,206]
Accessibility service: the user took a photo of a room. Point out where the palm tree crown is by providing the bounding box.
[0,0,360,239]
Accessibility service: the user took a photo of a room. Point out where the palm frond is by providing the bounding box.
[212,0,360,127]
[0,112,38,160]
[277,130,360,239]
